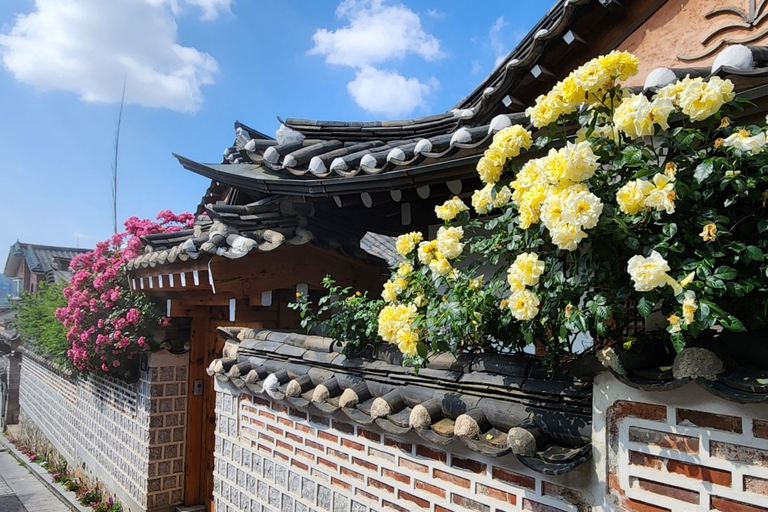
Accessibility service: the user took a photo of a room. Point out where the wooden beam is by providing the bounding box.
[184,313,208,506]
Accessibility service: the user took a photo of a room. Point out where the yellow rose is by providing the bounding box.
[644,173,676,214]
[561,188,603,229]
[494,185,513,208]
[682,295,698,324]
[677,76,735,122]
[507,252,545,288]
[723,129,766,155]
[428,255,452,276]
[436,226,464,260]
[627,251,671,292]
[549,222,588,251]
[397,261,413,276]
[508,289,541,321]
[597,50,639,81]
[435,196,469,221]
[491,125,533,160]
[616,179,654,215]
[476,154,503,185]
[667,313,682,333]
[699,223,717,242]
[417,240,437,265]
[395,232,423,256]
[468,276,483,291]
[395,325,419,357]
[472,184,495,214]
[382,280,399,303]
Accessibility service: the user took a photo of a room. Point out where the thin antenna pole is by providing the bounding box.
[112,77,127,234]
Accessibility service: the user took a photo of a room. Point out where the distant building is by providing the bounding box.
[2,241,90,297]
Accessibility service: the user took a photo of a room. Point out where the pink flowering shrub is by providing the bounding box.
[56,211,194,374]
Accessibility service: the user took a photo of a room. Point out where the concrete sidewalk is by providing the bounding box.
[0,432,91,512]
[0,446,71,512]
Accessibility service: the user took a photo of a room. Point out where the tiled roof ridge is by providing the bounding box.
[454,0,590,114]
[187,43,768,194]
[210,326,593,475]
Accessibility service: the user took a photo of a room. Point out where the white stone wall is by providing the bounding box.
[591,372,768,512]
[213,380,592,512]
[18,351,188,512]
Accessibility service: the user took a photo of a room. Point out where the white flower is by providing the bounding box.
[627,251,671,291]
[723,129,766,155]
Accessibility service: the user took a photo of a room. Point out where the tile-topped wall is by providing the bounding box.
[213,380,591,512]
[18,351,188,512]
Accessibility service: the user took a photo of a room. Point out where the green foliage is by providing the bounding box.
[288,276,383,355]
[12,282,70,365]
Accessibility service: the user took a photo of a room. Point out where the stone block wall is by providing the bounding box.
[594,372,768,512]
[213,380,592,512]
[18,350,188,512]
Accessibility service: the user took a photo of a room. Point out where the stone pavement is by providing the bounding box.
[0,446,71,512]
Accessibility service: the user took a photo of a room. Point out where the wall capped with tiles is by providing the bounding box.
[593,371,768,512]
[17,350,188,512]
[212,380,593,512]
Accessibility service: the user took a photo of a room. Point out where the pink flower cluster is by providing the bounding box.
[56,211,193,372]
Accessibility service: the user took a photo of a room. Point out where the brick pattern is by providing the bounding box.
[212,382,586,512]
[606,398,768,512]
[18,354,188,511]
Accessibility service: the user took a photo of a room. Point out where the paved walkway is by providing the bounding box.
[0,446,71,512]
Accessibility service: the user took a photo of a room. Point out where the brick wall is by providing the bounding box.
[213,380,592,512]
[18,350,188,512]
[594,372,768,512]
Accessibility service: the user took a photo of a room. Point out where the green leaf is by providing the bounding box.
[759,219,768,233]
[705,276,726,290]
[670,332,686,353]
[693,160,714,184]
[416,342,428,359]
[662,223,678,238]
[713,266,738,281]
[720,315,746,332]
[637,296,654,319]
[574,313,589,333]
[746,246,764,263]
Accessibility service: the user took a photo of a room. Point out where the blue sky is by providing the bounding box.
[0,0,552,259]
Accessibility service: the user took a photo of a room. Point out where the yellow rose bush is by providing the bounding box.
[293,51,768,367]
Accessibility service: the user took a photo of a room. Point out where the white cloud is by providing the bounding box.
[347,66,433,117]
[489,16,509,67]
[185,0,233,20]
[0,0,227,113]
[310,0,442,117]
[426,9,445,20]
[310,0,443,68]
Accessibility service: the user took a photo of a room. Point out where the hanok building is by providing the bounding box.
[13,1,768,512]
[3,241,90,297]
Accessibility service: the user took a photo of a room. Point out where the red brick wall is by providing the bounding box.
[213,381,591,512]
[602,375,768,512]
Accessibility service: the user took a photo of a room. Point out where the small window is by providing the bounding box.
[10,278,22,299]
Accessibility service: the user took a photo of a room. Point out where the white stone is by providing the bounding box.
[360,154,378,169]
[329,157,348,173]
[488,114,512,134]
[414,139,432,155]
[450,127,472,146]
[644,68,678,89]
[387,147,406,163]
[713,44,754,72]
[308,156,327,175]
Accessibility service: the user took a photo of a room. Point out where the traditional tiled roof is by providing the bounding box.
[177,48,768,203]
[210,327,593,475]
[4,242,89,276]
[127,198,391,271]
